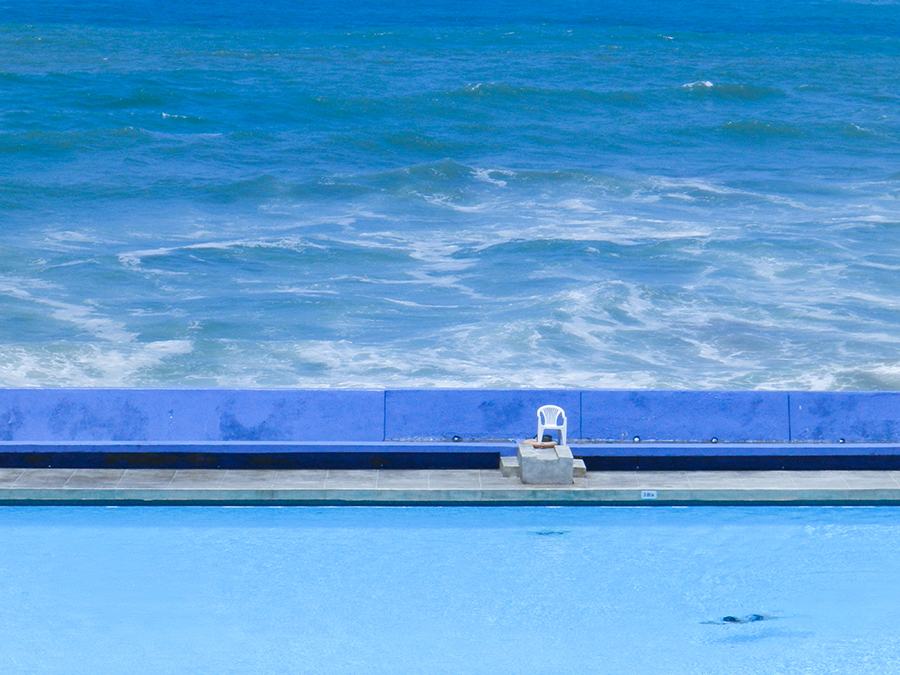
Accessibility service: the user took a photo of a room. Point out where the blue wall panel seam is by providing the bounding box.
[787,392,792,442]
[579,390,583,440]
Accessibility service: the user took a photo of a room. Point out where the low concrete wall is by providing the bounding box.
[384,389,581,440]
[581,390,790,442]
[790,392,900,442]
[2,388,900,469]
[0,389,383,442]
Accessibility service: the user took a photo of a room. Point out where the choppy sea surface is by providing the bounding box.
[2,0,900,389]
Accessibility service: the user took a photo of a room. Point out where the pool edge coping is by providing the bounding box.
[3,469,900,505]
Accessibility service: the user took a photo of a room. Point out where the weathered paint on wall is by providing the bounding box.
[2,389,900,469]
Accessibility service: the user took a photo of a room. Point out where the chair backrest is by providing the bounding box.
[537,405,565,427]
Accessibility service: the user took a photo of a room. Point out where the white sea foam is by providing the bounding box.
[118,247,174,267]
[0,279,135,343]
[271,287,340,297]
[420,193,494,213]
[118,237,327,271]
[12,183,895,390]
[0,278,50,299]
[47,301,136,343]
[557,199,599,212]
[0,340,193,387]
[472,168,513,187]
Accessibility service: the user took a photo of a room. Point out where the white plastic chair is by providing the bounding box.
[537,405,567,445]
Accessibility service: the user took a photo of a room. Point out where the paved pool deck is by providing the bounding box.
[3,468,900,505]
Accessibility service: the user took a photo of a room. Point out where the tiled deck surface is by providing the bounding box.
[2,468,900,504]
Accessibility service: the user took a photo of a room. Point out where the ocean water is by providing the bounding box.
[2,0,900,389]
[1,506,900,674]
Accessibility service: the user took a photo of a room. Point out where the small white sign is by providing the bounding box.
[641,490,658,500]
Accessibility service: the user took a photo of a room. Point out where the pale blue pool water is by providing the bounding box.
[1,506,899,674]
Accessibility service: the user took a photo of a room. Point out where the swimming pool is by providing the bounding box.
[1,506,898,674]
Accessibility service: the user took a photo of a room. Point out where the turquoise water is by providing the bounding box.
[1,506,899,674]
[2,1,900,388]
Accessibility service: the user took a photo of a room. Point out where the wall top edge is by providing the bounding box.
[0,388,897,394]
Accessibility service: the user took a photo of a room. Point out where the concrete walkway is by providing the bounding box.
[2,468,900,505]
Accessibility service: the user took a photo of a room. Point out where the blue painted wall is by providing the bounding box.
[2,388,900,445]
[581,390,790,442]
[384,389,581,440]
[0,389,383,442]
[791,392,900,442]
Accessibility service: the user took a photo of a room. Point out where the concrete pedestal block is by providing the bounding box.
[517,443,574,484]
[500,455,520,477]
[500,454,585,479]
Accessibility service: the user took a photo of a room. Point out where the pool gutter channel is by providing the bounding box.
[2,468,900,506]
[4,442,900,472]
